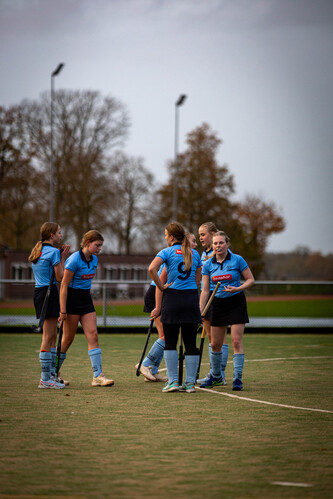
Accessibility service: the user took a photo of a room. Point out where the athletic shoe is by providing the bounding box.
[196,373,211,385]
[221,378,227,386]
[232,379,243,391]
[50,373,70,386]
[179,383,196,393]
[91,373,115,387]
[135,363,156,382]
[199,374,223,388]
[153,372,168,382]
[162,381,179,393]
[38,378,65,389]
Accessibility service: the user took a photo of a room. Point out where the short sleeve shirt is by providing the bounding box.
[32,243,61,287]
[202,250,248,299]
[65,249,98,290]
[156,244,201,290]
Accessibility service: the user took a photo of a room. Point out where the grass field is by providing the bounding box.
[0,333,332,498]
[1,297,333,317]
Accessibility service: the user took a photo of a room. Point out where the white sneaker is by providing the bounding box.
[153,372,168,382]
[91,373,114,387]
[38,378,65,389]
[196,373,211,385]
[50,373,70,386]
[135,363,156,382]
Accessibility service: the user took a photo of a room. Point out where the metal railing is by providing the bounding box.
[0,279,332,330]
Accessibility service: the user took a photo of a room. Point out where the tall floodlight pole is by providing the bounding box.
[172,94,187,221]
[50,63,64,221]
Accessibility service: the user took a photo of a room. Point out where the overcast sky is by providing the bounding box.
[1,0,332,254]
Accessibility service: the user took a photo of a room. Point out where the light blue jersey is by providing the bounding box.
[200,247,214,290]
[202,250,248,299]
[65,249,98,290]
[32,244,61,287]
[156,244,201,290]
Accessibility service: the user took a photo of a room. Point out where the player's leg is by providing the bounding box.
[80,312,114,387]
[230,323,245,391]
[221,330,229,385]
[200,325,226,388]
[140,316,167,382]
[181,324,200,393]
[162,323,180,392]
[39,317,64,389]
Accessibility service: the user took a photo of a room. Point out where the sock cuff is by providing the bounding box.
[51,347,56,353]
[156,338,165,347]
[88,348,101,357]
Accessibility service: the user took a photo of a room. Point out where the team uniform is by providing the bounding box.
[57,249,114,386]
[32,243,65,389]
[64,249,97,315]
[32,243,61,319]
[201,249,250,390]
[155,243,202,392]
[202,250,249,326]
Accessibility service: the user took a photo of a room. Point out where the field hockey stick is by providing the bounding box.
[178,328,183,385]
[196,282,221,379]
[31,269,56,333]
[55,321,63,376]
[136,319,154,376]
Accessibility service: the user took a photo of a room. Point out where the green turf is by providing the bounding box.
[0,333,332,498]
[0,298,332,317]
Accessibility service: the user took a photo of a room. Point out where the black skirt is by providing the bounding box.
[66,288,95,315]
[211,292,249,327]
[34,284,60,319]
[161,288,201,325]
[143,284,156,313]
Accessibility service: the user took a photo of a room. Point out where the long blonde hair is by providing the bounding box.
[28,222,60,264]
[166,222,192,271]
[81,230,104,248]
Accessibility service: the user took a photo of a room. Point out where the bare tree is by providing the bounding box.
[22,90,130,245]
[106,151,157,254]
[0,106,47,249]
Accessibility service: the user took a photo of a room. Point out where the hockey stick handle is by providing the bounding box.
[201,282,221,318]
[136,319,154,376]
[55,322,63,375]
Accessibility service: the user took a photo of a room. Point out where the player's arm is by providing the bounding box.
[149,257,172,292]
[224,267,255,293]
[199,274,211,316]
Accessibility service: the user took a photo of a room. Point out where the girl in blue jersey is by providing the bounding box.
[199,231,255,390]
[58,230,114,387]
[29,222,70,389]
[149,222,202,393]
[197,222,229,385]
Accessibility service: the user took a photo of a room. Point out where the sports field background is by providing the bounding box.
[0,332,332,498]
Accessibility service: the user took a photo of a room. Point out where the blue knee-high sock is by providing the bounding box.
[221,344,229,380]
[50,347,56,374]
[233,353,245,382]
[143,339,165,374]
[209,343,213,375]
[89,348,102,377]
[39,351,52,381]
[164,350,178,384]
[58,352,67,372]
[211,351,222,378]
[185,355,200,385]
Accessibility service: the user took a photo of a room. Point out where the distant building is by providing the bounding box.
[0,247,153,300]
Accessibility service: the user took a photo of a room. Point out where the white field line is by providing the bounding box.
[197,387,333,413]
[160,356,333,414]
[271,481,313,487]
